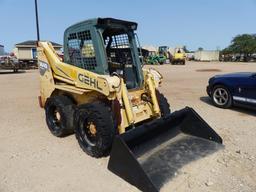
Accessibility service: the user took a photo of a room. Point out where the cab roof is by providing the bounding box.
[65,18,138,33]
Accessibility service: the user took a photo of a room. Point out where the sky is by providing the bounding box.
[0,0,256,52]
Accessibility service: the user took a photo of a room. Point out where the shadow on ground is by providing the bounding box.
[200,96,256,117]
[0,70,26,75]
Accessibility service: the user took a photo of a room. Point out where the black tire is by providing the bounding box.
[45,95,75,137]
[13,68,18,73]
[74,102,115,158]
[211,85,232,109]
[156,90,171,116]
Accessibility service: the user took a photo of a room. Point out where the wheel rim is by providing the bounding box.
[213,88,229,106]
[49,106,62,130]
[54,110,61,122]
[79,118,97,147]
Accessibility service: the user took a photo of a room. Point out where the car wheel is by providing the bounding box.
[212,85,232,108]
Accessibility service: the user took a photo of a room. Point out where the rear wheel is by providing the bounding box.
[156,90,171,116]
[13,68,18,73]
[212,85,232,108]
[45,95,75,137]
[74,102,115,158]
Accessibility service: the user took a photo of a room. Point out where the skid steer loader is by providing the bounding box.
[37,18,223,191]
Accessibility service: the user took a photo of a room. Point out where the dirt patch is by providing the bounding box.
[1,62,256,192]
[196,69,222,72]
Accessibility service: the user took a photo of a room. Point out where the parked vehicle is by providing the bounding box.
[171,48,186,65]
[0,55,21,72]
[158,46,171,64]
[0,55,8,64]
[146,54,166,65]
[207,72,256,109]
[37,17,222,192]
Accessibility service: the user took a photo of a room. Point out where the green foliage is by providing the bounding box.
[223,34,256,55]
[198,47,204,51]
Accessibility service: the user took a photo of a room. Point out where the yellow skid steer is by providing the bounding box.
[36,17,222,191]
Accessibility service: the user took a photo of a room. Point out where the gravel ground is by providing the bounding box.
[0,61,255,192]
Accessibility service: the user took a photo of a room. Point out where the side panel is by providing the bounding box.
[37,46,55,107]
[232,78,256,107]
[39,42,111,97]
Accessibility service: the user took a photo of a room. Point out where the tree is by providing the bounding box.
[198,47,204,51]
[221,47,232,55]
[223,34,256,61]
[183,46,190,53]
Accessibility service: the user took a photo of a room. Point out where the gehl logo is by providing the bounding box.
[78,74,103,91]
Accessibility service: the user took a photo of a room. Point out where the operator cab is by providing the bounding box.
[64,18,143,90]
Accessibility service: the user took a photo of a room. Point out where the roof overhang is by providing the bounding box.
[97,18,137,30]
[16,45,62,48]
[65,17,138,34]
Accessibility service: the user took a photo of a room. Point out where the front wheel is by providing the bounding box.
[212,85,232,108]
[74,102,115,158]
[156,90,171,117]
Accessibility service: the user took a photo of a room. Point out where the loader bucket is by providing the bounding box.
[108,107,223,192]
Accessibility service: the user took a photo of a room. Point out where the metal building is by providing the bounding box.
[194,50,220,61]
[13,40,62,65]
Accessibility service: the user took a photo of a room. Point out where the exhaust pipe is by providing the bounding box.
[108,107,223,192]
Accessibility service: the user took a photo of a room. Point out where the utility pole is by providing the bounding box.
[35,0,40,42]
